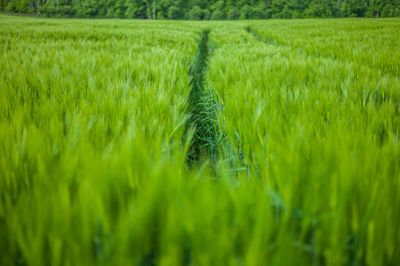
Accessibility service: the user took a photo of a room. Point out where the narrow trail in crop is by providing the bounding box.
[185,29,220,167]
[246,26,275,45]
[185,29,244,174]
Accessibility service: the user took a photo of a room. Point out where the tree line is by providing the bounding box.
[1,0,399,19]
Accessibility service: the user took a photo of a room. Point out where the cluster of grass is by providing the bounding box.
[1,15,399,265]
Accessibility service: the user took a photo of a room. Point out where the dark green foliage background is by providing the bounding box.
[2,0,400,19]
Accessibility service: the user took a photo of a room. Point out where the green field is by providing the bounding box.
[1,15,400,265]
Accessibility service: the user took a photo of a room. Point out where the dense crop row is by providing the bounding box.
[1,15,400,265]
[207,19,400,265]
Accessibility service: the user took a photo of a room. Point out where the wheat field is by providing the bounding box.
[1,15,400,265]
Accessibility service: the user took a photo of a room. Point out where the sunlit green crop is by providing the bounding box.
[1,15,399,266]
